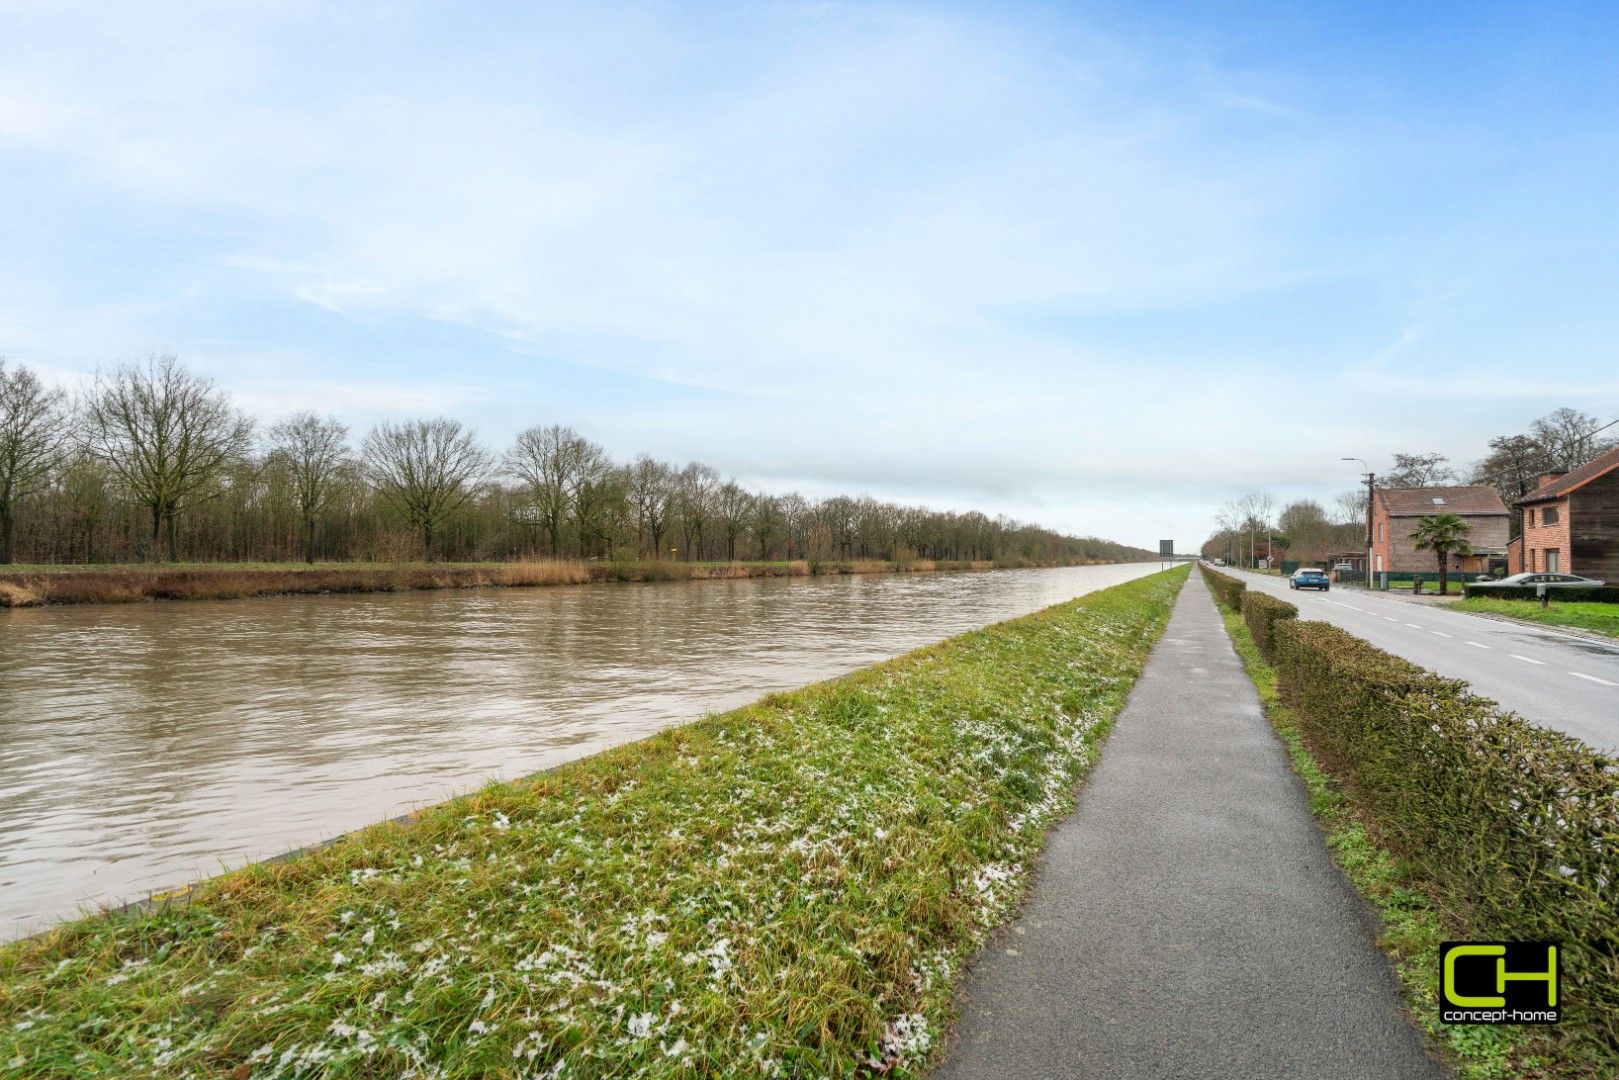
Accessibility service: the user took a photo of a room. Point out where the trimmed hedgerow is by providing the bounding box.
[1240,590,1297,663]
[1272,618,1619,1069]
[1462,584,1619,603]
[1199,564,1246,611]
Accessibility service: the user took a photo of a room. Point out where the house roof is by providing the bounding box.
[1375,486,1508,517]
[1515,443,1619,505]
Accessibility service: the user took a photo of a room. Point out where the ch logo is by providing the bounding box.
[1440,942,1560,1023]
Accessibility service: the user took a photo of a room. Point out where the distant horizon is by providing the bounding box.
[4,3,1617,550]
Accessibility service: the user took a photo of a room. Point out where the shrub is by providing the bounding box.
[0,581,43,607]
[1240,591,1297,662]
[1272,618,1619,1061]
[1199,564,1246,610]
[1463,584,1619,603]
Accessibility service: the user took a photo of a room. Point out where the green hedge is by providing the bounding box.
[1241,591,1297,662]
[1462,584,1619,603]
[1199,564,1246,611]
[1272,619,1619,1062]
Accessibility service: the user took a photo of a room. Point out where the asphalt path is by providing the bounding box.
[1223,567,1619,754]
[932,577,1442,1080]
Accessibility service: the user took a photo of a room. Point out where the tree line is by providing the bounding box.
[1200,407,1617,567]
[0,356,1152,567]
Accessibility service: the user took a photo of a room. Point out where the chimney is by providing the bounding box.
[1537,470,1568,489]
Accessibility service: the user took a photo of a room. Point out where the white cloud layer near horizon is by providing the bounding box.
[2,2,1617,549]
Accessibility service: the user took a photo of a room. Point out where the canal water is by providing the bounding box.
[0,563,1162,938]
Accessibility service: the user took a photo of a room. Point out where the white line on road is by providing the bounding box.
[1383,616,1400,622]
[1569,672,1619,686]
[1509,654,1546,665]
[1431,631,1453,638]
[1465,641,1491,649]
[1405,623,1423,629]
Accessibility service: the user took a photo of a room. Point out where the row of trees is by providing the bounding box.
[0,356,1152,566]
[1199,407,1617,567]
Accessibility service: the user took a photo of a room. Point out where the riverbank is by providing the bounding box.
[0,567,1186,1077]
[0,556,1124,609]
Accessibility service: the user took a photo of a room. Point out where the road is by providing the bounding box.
[1223,566,1619,754]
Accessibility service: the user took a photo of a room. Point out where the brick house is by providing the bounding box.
[1370,486,1510,575]
[1507,444,1619,579]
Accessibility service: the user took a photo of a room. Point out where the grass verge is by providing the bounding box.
[1451,597,1619,639]
[0,567,1188,1078]
[1205,574,1558,1079]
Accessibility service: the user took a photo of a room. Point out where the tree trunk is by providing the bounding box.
[304,515,317,564]
[149,504,164,562]
[423,520,435,562]
[0,502,14,564]
[1438,552,1450,596]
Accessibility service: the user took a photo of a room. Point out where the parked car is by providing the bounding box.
[1289,568,1330,591]
[1468,572,1605,588]
[1331,562,1354,573]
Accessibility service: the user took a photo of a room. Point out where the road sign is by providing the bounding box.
[1159,540,1173,556]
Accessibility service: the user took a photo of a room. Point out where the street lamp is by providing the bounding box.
[1342,457,1374,589]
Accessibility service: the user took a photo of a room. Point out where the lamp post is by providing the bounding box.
[1342,458,1374,589]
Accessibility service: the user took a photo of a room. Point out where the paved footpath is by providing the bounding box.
[932,577,1446,1080]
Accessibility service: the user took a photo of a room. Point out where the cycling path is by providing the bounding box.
[931,575,1445,1079]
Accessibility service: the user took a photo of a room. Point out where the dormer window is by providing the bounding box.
[1431,497,1445,506]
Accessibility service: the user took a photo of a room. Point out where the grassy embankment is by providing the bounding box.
[0,566,1189,1077]
[1204,573,1574,1080]
[0,556,1086,609]
[1452,597,1619,639]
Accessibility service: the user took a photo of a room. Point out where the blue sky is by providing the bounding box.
[3,2,1616,549]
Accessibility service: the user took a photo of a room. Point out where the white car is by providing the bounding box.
[1468,572,1605,589]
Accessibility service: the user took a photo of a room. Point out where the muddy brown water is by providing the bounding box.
[0,563,1162,939]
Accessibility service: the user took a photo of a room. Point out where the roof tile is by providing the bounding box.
[1515,444,1619,504]
[1375,485,1508,516]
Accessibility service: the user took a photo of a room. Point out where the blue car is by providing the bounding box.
[1289,568,1330,591]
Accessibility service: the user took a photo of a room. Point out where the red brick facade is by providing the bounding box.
[1511,497,1573,574]
[1369,486,1510,574]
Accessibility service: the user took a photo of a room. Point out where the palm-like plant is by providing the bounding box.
[1408,513,1473,595]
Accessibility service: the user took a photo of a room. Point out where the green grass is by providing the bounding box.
[1452,597,1619,638]
[0,567,1188,1078]
[1207,579,1554,1080]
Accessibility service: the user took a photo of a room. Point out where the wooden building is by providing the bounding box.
[1508,444,1619,580]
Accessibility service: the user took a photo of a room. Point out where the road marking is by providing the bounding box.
[1430,631,1453,638]
[1383,616,1399,622]
[1465,641,1491,649]
[1569,672,1618,686]
[1405,623,1423,629]
[1509,654,1546,665]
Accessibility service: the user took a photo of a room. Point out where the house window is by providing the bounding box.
[1377,522,1385,543]
[1526,508,1535,527]
[1543,505,1560,526]
[1547,550,1561,574]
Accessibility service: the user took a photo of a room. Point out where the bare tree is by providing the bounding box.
[628,455,675,558]
[506,425,607,556]
[714,479,754,561]
[1382,452,1454,488]
[778,492,810,559]
[750,494,781,560]
[267,412,349,563]
[362,418,490,559]
[1330,489,1367,526]
[675,462,718,560]
[81,355,253,561]
[0,360,70,563]
[1530,407,1616,470]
